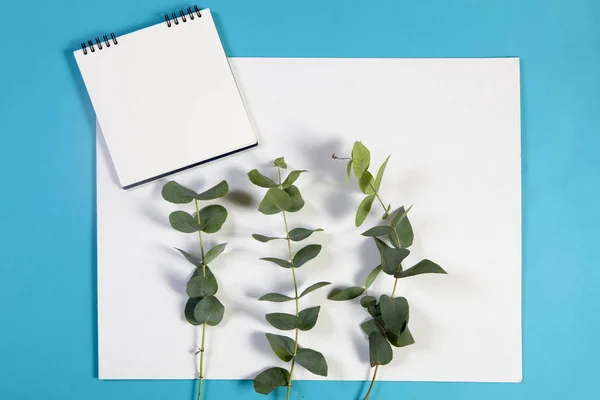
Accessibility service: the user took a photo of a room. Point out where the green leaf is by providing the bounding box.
[193,296,225,326]
[358,171,375,194]
[265,333,296,362]
[195,180,229,200]
[352,141,371,179]
[379,294,409,335]
[184,298,202,325]
[204,243,227,265]
[381,204,391,220]
[186,267,218,298]
[248,169,278,188]
[369,331,393,367]
[265,312,299,331]
[361,319,384,336]
[392,206,414,248]
[299,282,331,298]
[387,327,415,348]
[260,257,294,269]
[389,232,400,248]
[282,170,307,189]
[162,181,197,204]
[362,225,393,237]
[328,286,365,301]
[169,211,200,233]
[365,265,382,289]
[259,293,295,302]
[346,160,353,184]
[295,348,328,376]
[258,188,292,215]
[197,205,228,234]
[252,234,284,242]
[360,296,377,308]
[288,228,323,242]
[394,259,447,279]
[374,156,390,192]
[374,238,410,275]
[392,205,413,227]
[283,185,305,212]
[174,248,202,268]
[355,195,375,227]
[297,306,321,331]
[254,367,289,395]
[273,157,288,169]
[293,244,322,267]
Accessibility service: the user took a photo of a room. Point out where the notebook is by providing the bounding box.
[74,7,257,189]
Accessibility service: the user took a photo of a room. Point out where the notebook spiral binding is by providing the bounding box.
[80,6,202,55]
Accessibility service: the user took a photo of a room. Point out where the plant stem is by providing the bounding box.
[279,167,300,400]
[363,365,380,400]
[194,200,208,400]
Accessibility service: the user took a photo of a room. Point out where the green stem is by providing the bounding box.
[278,167,300,400]
[194,199,207,400]
[363,365,379,400]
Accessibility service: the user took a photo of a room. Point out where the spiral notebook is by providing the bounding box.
[74,7,257,189]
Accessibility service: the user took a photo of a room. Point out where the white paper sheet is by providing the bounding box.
[97,58,521,382]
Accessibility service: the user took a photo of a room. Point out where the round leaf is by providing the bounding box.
[193,296,225,326]
[293,244,322,267]
[265,312,299,331]
[328,286,365,301]
[360,296,377,308]
[259,293,295,302]
[394,259,447,279]
[195,180,229,200]
[295,348,328,376]
[374,238,410,275]
[258,188,292,215]
[162,181,197,204]
[299,282,331,298]
[387,327,415,348]
[248,169,278,188]
[265,333,296,362]
[368,331,393,367]
[361,319,385,336]
[379,294,409,335]
[197,205,228,233]
[283,185,305,212]
[186,268,218,298]
[352,141,371,179]
[297,306,321,331]
[204,243,227,265]
[184,297,202,326]
[288,228,323,242]
[355,195,375,227]
[254,367,289,395]
[169,211,200,233]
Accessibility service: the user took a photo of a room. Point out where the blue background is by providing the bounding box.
[1,0,598,399]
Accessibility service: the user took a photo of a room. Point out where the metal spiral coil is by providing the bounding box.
[81,32,118,55]
[164,5,202,27]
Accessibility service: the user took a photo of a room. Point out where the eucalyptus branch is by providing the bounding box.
[162,180,230,400]
[249,157,330,399]
[328,142,448,400]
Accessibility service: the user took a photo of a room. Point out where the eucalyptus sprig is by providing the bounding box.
[162,180,230,400]
[248,157,329,399]
[330,142,447,400]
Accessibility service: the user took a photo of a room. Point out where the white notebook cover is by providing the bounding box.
[97,58,522,381]
[75,9,257,189]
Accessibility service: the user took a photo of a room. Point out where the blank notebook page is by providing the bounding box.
[74,9,257,188]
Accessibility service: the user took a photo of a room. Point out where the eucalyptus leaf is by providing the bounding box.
[265,313,299,331]
[169,211,200,233]
[196,205,228,234]
[328,286,365,301]
[346,159,353,184]
[174,248,202,268]
[365,265,382,289]
[299,282,331,298]
[374,238,410,275]
[260,257,294,269]
[293,244,322,267]
[254,367,289,395]
[362,225,393,237]
[184,297,202,326]
[283,185,305,212]
[374,156,390,192]
[248,169,278,188]
[392,205,413,227]
[195,180,229,200]
[355,195,375,227]
[352,141,371,179]
[252,234,284,243]
[295,348,328,376]
[282,170,307,189]
[162,181,197,204]
[358,171,375,195]
[297,306,321,331]
[368,331,393,367]
[265,333,296,362]
[379,295,409,335]
[392,206,414,248]
[361,319,384,336]
[259,293,295,302]
[204,243,227,265]
[273,157,288,169]
[288,228,323,242]
[394,259,447,279]
[381,204,392,220]
[258,188,292,215]
[186,268,218,298]
[193,296,225,326]
[387,327,415,348]
[360,296,377,308]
